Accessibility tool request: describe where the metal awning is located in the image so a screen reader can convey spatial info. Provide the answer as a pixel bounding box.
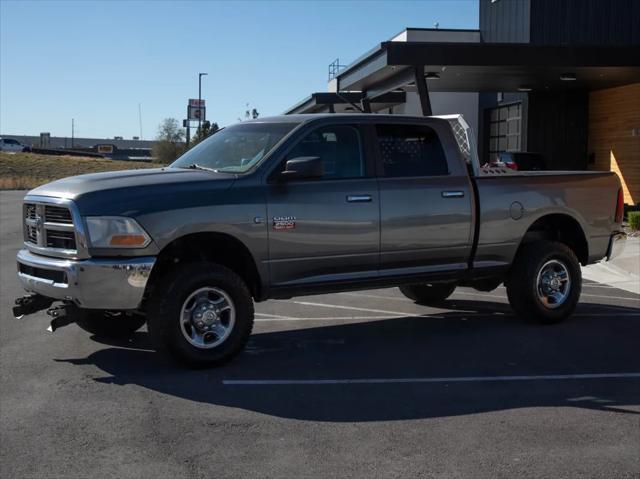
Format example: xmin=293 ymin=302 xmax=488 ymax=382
xmin=284 ymin=91 xmax=406 ymax=115
xmin=335 ymin=41 xmax=640 ymax=115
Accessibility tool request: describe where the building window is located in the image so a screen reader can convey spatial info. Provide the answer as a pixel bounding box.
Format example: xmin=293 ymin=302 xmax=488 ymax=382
xmin=488 ymin=103 xmax=522 ymax=161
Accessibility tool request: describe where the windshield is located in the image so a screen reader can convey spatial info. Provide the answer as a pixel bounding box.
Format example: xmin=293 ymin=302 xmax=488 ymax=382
xmin=171 ymin=122 xmax=297 ymax=173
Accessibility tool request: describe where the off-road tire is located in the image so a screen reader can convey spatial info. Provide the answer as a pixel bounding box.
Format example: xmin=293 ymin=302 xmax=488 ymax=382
xmin=399 ymin=283 xmax=456 ymax=305
xmin=76 ymin=310 xmax=146 ymax=337
xmin=506 ymin=240 xmax=581 ymax=324
xmin=147 ymin=262 xmax=254 ymax=368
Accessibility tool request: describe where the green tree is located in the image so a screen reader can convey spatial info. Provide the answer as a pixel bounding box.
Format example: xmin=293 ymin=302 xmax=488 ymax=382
xmin=152 ymin=118 xmax=185 ymax=164
xmin=190 ymin=121 xmax=220 ymax=147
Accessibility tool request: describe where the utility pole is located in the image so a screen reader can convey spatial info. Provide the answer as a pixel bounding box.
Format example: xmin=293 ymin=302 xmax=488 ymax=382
xmin=198 ymin=72 xmax=208 ymax=137
xmin=71 ymin=119 xmax=74 ymax=148
xmin=138 ymin=103 xmax=143 ymax=140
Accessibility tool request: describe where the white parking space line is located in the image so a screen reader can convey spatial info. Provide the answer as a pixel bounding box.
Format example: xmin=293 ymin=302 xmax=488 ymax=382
xmin=290 ymin=300 xmax=438 ymax=318
xmin=254 ymin=313 xmax=302 ymax=320
xmin=581 ymin=293 xmax=640 ymax=301
xmin=341 ymin=290 xmax=510 ymax=301
xmin=255 ymin=313 xmax=411 ymax=321
xmin=343 ymin=290 xmax=639 ymax=303
xmin=499 ymin=283 xmax=618 ymax=290
xmin=340 ymin=292 xmax=409 ymax=301
xmin=456 ymin=290 xmax=640 ymax=302
xmin=223 ymin=372 xmax=640 ymax=386
xmin=254 ymin=312 xmax=640 ymax=322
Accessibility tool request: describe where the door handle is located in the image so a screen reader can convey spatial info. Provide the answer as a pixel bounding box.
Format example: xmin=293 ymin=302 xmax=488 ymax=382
xmin=441 ymin=191 xmax=465 ymax=198
xmin=346 ymin=194 xmax=372 ymax=203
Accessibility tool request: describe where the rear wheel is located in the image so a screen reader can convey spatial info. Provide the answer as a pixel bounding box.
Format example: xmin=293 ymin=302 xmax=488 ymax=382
xmin=399 ymin=283 xmax=456 ymax=305
xmin=506 ymin=240 xmax=581 ymax=324
xmin=76 ymin=310 xmax=146 ymax=337
xmin=147 ymin=262 xmax=254 ymax=367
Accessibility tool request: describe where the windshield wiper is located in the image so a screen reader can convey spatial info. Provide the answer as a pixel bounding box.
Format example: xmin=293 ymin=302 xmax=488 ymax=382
xmin=185 ymin=163 xmax=218 ymax=172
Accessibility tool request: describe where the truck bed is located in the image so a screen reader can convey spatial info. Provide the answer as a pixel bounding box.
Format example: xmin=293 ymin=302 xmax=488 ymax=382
xmin=472 ymin=170 xmax=619 ymax=269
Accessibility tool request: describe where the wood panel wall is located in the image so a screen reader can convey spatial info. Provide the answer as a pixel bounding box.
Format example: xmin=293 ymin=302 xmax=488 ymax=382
xmin=588 ymin=83 xmax=640 ymax=205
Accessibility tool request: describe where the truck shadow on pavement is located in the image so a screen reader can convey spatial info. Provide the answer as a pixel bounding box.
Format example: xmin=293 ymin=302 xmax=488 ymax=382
xmin=56 ymin=299 xmax=640 ymax=422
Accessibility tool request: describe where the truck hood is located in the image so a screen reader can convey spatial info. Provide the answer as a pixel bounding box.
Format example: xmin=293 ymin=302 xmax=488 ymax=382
xmin=27 ymin=167 xmax=237 ymax=216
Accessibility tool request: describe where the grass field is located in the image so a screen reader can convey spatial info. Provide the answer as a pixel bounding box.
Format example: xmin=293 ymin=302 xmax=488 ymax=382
xmin=0 ymin=152 xmax=156 ymax=190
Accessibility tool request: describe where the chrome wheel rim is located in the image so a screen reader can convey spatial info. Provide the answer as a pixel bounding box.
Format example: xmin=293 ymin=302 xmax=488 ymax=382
xmin=536 ymin=260 xmax=571 ymax=309
xmin=180 ymin=287 xmax=236 ymax=349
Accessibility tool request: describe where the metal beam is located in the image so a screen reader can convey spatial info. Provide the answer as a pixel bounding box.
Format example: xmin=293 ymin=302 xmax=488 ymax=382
xmin=360 ymin=98 xmax=372 ymax=113
xmin=285 ymin=91 xmax=407 ymax=114
xmin=337 ymin=42 xmax=640 ymax=94
xmin=413 ymin=66 xmax=432 ymax=116
xmin=363 ymin=67 xmax=415 ymax=101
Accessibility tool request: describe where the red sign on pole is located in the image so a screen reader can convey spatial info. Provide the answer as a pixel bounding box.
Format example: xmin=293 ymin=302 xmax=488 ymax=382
xmin=188 ymin=99 xmax=206 ymax=121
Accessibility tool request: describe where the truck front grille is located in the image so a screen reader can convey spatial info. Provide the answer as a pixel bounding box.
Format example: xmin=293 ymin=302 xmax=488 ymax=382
xmin=25 ymin=204 xmax=36 ymax=220
xmin=45 ymin=205 xmax=73 ymax=224
xmin=24 ymin=201 xmax=78 ymax=254
xmin=45 ymin=230 xmax=76 ymax=249
xmin=26 ymin=225 xmax=38 ymax=243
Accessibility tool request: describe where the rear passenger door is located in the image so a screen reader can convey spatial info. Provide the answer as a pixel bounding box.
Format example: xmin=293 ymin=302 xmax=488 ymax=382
xmin=375 ymin=123 xmax=474 ymax=275
xmin=266 ymin=124 xmax=379 ymax=288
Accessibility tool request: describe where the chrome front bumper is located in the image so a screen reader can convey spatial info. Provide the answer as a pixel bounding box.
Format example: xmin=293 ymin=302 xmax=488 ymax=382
xmin=17 ymin=249 xmax=155 ymax=310
xmin=606 ymin=231 xmax=627 ymax=261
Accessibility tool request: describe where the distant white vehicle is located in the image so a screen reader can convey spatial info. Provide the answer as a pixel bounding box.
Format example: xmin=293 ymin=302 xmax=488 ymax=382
xmin=0 ymin=137 xmax=29 ymax=152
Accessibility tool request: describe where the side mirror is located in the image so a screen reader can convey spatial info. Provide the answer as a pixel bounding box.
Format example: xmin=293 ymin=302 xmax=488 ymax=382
xmin=280 ymin=156 xmax=324 ymax=180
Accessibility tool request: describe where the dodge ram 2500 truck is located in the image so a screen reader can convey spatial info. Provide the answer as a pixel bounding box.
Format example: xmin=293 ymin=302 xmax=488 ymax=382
xmin=14 ymin=114 xmax=626 ymax=367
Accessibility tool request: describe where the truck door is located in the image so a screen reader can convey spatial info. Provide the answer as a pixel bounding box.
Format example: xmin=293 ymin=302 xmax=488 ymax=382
xmin=266 ymin=124 xmax=379 ymax=288
xmin=375 ymin=123 xmax=474 ymax=275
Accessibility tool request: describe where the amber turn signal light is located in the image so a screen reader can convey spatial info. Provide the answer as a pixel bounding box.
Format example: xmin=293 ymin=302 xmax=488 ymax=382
xmin=109 ymin=235 xmax=148 ymax=247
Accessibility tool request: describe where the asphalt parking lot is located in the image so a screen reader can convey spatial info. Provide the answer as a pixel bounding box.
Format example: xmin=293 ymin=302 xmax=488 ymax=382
xmin=1 ymin=190 xmax=639 ymax=478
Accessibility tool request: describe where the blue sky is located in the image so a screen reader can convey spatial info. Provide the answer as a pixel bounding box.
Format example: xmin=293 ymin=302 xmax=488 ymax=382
xmin=0 ymin=0 xmax=478 ymax=139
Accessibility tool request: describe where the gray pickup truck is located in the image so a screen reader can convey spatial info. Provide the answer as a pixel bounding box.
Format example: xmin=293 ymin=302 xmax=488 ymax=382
xmin=14 ymin=114 xmax=626 ymax=367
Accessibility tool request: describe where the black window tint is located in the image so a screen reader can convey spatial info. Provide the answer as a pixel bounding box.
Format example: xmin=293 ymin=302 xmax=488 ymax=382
xmin=287 ymin=125 xmax=364 ymax=179
xmin=376 ymin=124 xmax=448 ymax=177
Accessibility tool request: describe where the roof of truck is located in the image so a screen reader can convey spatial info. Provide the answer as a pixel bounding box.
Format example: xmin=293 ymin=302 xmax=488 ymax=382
xmin=248 ymin=113 xmax=449 ymax=124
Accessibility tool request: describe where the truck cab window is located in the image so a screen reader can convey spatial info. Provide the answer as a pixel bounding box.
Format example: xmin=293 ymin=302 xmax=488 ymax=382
xmin=286 ymin=125 xmax=364 ymax=179
xmin=376 ymin=124 xmax=448 ymax=177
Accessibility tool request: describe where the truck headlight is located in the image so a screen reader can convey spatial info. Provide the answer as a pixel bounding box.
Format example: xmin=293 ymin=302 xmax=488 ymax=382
xmin=85 ymin=217 xmax=151 ymax=248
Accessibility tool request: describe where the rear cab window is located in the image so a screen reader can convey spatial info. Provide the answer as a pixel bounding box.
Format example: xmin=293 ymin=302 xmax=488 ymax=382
xmin=375 ymin=124 xmax=448 ymax=177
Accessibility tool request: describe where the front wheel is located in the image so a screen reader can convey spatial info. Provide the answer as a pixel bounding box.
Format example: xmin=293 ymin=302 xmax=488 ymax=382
xmin=399 ymin=283 xmax=456 ymax=305
xmin=147 ymin=262 xmax=254 ymax=367
xmin=506 ymin=240 xmax=581 ymax=324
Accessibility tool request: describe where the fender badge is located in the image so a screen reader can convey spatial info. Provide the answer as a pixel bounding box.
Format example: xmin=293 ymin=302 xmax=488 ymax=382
xmin=273 ymin=216 xmax=296 ymax=231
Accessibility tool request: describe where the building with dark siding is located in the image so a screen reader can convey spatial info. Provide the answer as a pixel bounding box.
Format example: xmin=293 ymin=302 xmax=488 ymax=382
xmin=287 ymin=0 xmax=640 ymax=205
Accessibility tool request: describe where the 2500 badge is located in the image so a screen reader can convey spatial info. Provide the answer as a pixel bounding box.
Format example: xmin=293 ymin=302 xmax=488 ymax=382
xmin=273 ymin=216 xmax=296 ymax=231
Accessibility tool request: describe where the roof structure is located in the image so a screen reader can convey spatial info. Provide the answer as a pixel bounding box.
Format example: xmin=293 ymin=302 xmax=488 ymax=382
xmin=284 ymin=91 xmax=406 ymax=115
xmin=337 ymin=41 xmax=640 ymax=96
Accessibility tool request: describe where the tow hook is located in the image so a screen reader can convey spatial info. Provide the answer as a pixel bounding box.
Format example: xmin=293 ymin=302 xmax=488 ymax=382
xmin=13 ymin=294 xmax=54 ymax=319
xmin=46 ymin=303 xmax=80 ymax=332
